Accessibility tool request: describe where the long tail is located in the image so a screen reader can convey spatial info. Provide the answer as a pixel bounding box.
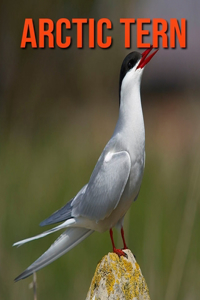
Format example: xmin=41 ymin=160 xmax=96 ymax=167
xmin=14 ymin=227 xmax=94 ymax=281
xmin=13 ymin=218 xmax=76 ymax=247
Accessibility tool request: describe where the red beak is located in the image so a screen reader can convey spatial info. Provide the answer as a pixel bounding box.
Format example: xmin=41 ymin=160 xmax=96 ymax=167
xmin=136 ymin=45 xmax=158 ymax=69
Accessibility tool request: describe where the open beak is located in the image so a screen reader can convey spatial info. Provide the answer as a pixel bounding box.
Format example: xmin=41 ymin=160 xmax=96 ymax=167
xmin=136 ymin=45 xmax=158 ymax=69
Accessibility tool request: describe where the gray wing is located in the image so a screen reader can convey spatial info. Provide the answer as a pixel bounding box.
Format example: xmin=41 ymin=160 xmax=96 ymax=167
xmin=40 ymin=185 xmax=88 ymax=227
xmin=72 ymin=151 xmax=131 ymax=221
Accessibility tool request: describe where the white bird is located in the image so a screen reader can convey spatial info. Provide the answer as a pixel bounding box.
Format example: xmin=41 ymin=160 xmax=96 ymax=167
xmin=13 ymin=46 xmax=158 ymax=281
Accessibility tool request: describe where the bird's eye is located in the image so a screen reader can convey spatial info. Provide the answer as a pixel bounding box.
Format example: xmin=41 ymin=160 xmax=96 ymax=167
xmin=128 ymin=59 xmax=134 ymax=69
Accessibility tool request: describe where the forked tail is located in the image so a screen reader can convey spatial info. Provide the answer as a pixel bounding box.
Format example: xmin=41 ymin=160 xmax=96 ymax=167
xmin=14 ymin=227 xmax=93 ymax=281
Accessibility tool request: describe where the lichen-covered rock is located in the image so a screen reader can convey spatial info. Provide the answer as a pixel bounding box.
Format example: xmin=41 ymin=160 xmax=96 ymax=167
xmin=86 ymin=249 xmax=150 ymax=300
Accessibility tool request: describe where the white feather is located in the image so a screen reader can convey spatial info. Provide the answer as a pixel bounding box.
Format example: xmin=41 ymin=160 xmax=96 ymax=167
xmin=13 ymin=218 xmax=76 ymax=247
xmin=15 ymin=228 xmax=93 ymax=281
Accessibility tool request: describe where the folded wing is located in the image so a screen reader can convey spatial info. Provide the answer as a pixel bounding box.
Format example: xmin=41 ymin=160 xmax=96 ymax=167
xmin=72 ymin=151 xmax=131 ymax=221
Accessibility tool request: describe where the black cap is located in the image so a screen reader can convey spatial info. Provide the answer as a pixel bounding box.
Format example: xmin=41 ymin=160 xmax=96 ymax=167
xmin=119 ymin=51 xmax=142 ymax=102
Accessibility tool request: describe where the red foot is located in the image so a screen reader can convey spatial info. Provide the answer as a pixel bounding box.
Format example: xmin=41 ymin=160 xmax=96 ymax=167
xmin=121 ymin=227 xmax=128 ymax=250
xmin=109 ymin=228 xmax=128 ymax=258
xmin=113 ymin=248 xmax=128 ymax=258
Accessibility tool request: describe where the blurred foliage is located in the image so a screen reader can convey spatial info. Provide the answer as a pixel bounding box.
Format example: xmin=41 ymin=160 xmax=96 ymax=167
xmin=1 ymin=92 xmax=200 ymax=300
xmin=0 ymin=0 xmax=200 ymax=299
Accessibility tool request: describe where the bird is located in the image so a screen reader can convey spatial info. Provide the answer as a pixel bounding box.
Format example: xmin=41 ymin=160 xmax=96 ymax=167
xmin=13 ymin=45 xmax=158 ymax=281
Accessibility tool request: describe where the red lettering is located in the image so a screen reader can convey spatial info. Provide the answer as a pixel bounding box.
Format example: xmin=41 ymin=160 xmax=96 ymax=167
xmin=153 ymin=19 xmax=168 ymax=48
xmin=39 ymin=19 xmax=54 ymax=48
xmin=56 ymin=18 xmax=71 ymax=48
xmin=97 ymin=18 xmax=112 ymax=48
xmin=21 ymin=19 xmax=37 ymax=48
xmin=170 ymin=19 xmax=186 ymax=48
xmin=72 ymin=18 xmax=88 ymax=48
xmin=120 ymin=18 xmax=136 ymax=48
xmin=137 ymin=19 xmax=151 ymax=48
xmin=89 ymin=18 xmax=95 ymax=48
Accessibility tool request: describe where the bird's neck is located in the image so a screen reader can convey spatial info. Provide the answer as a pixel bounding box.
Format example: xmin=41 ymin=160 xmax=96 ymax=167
xmin=114 ymin=83 xmax=145 ymax=153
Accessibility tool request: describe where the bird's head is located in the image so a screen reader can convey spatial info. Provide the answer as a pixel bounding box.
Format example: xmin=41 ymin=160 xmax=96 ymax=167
xmin=119 ymin=45 xmax=158 ymax=102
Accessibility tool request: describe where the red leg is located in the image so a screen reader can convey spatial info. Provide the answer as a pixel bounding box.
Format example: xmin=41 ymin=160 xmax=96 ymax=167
xmin=121 ymin=227 xmax=128 ymax=249
xmin=109 ymin=229 xmax=127 ymax=257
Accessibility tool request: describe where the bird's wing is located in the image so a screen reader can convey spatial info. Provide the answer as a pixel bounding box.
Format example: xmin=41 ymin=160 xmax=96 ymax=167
xmin=40 ymin=185 xmax=88 ymax=227
xmin=72 ymin=150 xmax=131 ymax=221
xmin=14 ymin=228 xmax=93 ymax=281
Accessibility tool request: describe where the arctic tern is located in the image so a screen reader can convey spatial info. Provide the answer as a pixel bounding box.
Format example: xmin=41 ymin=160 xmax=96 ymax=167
xmin=14 ymin=45 xmax=158 ymax=281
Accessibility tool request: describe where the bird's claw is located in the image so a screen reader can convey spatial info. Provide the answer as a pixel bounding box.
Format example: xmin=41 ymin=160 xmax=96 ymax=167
xmin=113 ymin=248 xmax=128 ymax=259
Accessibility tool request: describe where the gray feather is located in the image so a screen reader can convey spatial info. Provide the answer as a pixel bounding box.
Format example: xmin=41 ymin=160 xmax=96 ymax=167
xmin=13 ymin=219 xmax=76 ymax=247
xmin=72 ymin=151 xmax=131 ymax=220
xmin=40 ymin=200 xmax=73 ymax=227
xmin=40 ymin=185 xmax=88 ymax=227
xmin=14 ymin=228 xmax=93 ymax=281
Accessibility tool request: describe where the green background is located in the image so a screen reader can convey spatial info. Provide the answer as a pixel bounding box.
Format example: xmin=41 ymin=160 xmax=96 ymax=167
xmin=1 ymin=1 xmax=200 ymax=299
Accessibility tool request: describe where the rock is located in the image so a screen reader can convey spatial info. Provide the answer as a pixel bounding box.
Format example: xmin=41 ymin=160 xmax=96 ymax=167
xmin=86 ymin=249 xmax=151 ymax=300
